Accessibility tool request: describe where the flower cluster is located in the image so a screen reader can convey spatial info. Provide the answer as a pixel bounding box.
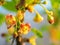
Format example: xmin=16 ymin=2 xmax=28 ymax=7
xmin=5 ymin=13 xmax=31 ymax=35
xmin=1 ymin=0 xmax=54 ymax=45
xmin=18 ymin=23 xmax=31 ymax=35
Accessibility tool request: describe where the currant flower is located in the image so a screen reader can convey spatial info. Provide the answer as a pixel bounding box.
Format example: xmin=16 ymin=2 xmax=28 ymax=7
xmin=16 ymin=10 xmax=24 ymax=21
xmin=5 ymin=14 xmax=16 ymax=26
xmin=18 ymin=23 xmax=31 ymax=35
xmin=33 ymin=12 xmax=43 ymax=23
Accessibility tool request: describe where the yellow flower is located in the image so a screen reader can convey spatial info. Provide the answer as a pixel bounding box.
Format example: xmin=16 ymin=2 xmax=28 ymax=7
xmin=20 ymin=26 xmax=29 ymax=35
xmin=6 ymin=14 xmax=16 ymax=26
xmin=29 ymin=36 xmax=36 ymax=45
xmin=33 ymin=12 xmax=43 ymax=23
xmin=16 ymin=10 xmax=24 ymax=21
xmin=18 ymin=23 xmax=31 ymax=35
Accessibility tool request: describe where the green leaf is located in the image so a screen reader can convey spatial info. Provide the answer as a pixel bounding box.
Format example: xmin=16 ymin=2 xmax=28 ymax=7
xmin=3 ymin=0 xmax=17 ymax=12
xmin=31 ymin=28 xmax=43 ymax=38
xmin=0 ymin=14 xmax=5 ymax=26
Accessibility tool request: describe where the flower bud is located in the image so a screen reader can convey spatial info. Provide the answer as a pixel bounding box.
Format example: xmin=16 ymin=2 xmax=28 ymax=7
xmin=27 ymin=5 xmax=34 ymax=13
xmin=47 ymin=15 xmax=54 ymax=24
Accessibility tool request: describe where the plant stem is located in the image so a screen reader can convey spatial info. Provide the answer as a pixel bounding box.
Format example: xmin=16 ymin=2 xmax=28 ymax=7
xmin=16 ymin=36 xmax=22 ymax=45
xmin=16 ymin=11 xmax=25 ymax=45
